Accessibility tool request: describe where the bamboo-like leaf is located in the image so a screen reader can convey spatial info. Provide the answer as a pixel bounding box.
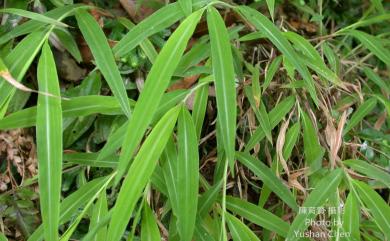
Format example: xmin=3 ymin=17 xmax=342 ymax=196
xmin=353 ymin=180 xmax=390 ymax=239
xmin=107 ymin=105 xmax=181 ymax=241
xmin=363 ymin=67 xmax=390 ymax=94
xmin=197 ymin=180 xmax=223 ymax=217
xmin=302 ymin=111 xmax=324 ymax=173
xmin=226 ymin=196 xmax=290 ymax=237
xmin=0 ymin=8 xmax=68 ymax=27
xmin=115 ymin=10 xmax=203 ymax=183
xmin=176 ymin=107 xmax=199 ymax=241
xmin=117 ymin=18 xmax=158 ymax=63
xmin=344 ymin=159 xmax=390 ymax=188
xmin=282 ymin=122 xmax=300 ymax=160
xmin=284 ymin=31 xmax=343 ymax=87
xmin=0 ymin=31 xmax=47 ymax=115
xmin=343 ymin=97 xmax=377 ymax=134
xmin=0 ymin=96 xmax=128 ymax=129
xmin=245 ymin=96 xmax=296 ymax=151
xmin=89 ymin=192 xmax=108 ymax=241
xmin=28 ymin=176 xmax=112 ymax=241
xmin=179 ymin=0 xmax=192 ymax=16
xmin=59 ymin=175 xmax=114 ymax=241
xmin=343 ymin=192 xmax=361 ymax=241
xmin=113 ymin=3 xmax=184 ymax=58
xmin=162 ymin=136 xmax=179 ymax=209
xmin=226 ymin=212 xmax=261 ymax=241
xmin=207 ymin=6 xmax=237 ymax=169
xmin=141 ymin=202 xmax=161 ymax=241
xmin=236 ymin=6 xmax=319 ymax=105
xmin=0 ymin=5 xmax=88 ymax=45
xmin=244 ymin=86 xmax=272 ymax=143
xmin=53 ymin=28 xmax=82 ymax=63
xmin=286 ymin=169 xmax=343 ymax=241
xmin=236 ymin=152 xmax=298 ymax=210
xmin=265 ymin=0 xmax=275 ymax=21
xmin=346 ymin=30 xmax=390 ymax=66
xmin=75 ymin=10 xmax=131 ymax=118
xmin=192 ymin=80 xmax=209 ymax=140
xmin=263 ymin=55 xmax=282 ymax=93
xmin=36 ymin=42 xmax=63 ymax=241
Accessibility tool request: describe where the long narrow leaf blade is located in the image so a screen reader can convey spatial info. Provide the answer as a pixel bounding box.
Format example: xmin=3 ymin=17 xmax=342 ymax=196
xmin=207 ymin=6 xmax=237 ymax=169
xmin=107 ymin=105 xmax=181 ymax=241
xmin=115 ymin=9 xmax=203 ymax=183
xmin=75 ymin=10 xmax=131 ymax=117
xmin=176 ymin=107 xmax=199 ymax=241
xmin=286 ymin=169 xmax=343 ymax=241
xmin=36 ymin=42 xmax=63 ymax=241
xmin=236 ymin=152 xmax=298 ymax=210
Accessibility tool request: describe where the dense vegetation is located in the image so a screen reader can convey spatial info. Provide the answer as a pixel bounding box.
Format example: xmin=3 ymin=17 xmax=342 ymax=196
xmin=0 ymin=0 xmax=389 ymax=240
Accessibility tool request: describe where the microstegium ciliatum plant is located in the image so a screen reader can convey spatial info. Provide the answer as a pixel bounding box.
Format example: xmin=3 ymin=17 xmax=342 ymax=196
xmin=0 ymin=0 xmax=389 ymax=240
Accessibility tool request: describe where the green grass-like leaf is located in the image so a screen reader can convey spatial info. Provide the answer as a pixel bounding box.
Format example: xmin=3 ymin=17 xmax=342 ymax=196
xmin=107 ymin=105 xmax=181 ymax=241
xmin=75 ymin=10 xmax=132 ymax=118
xmin=36 ymin=42 xmax=63 ymax=241
xmin=207 ymin=6 xmax=237 ymax=169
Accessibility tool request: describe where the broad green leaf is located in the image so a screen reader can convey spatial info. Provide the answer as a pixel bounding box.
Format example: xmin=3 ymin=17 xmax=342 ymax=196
xmin=343 ymin=97 xmax=377 ymax=134
xmin=245 ymin=96 xmax=296 ymax=152
xmin=207 ymin=6 xmax=237 ymax=169
xmin=263 ymin=56 xmax=282 ymax=93
xmin=36 ymin=42 xmax=62 ymax=241
xmin=0 ymin=8 xmax=68 ymax=27
xmin=176 ymin=107 xmax=199 ymax=241
xmin=346 ymin=30 xmax=390 ymax=65
xmin=282 ymin=122 xmax=300 ymax=160
xmin=113 ymin=3 xmax=184 ymax=58
xmin=286 ymin=169 xmax=343 ymax=241
xmin=179 ymin=0 xmax=192 ymax=16
xmin=363 ymin=67 xmax=390 ymax=94
xmin=141 ymin=202 xmax=161 ymax=241
xmin=28 ymin=176 xmax=112 ymax=241
xmin=302 ymin=111 xmax=324 ymax=173
xmin=236 ymin=6 xmax=318 ymax=105
xmin=89 ymin=192 xmax=108 ymax=241
xmin=115 ymin=10 xmax=203 ymax=183
xmin=343 ymin=192 xmax=360 ymax=241
xmin=107 ymin=105 xmax=181 ymax=241
xmin=226 ymin=196 xmax=290 ymax=237
xmin=353 ymin=180 xmax=390 ymax=239
xmin=344 ymin=160 xmax=390 ymax=188
xmin=75 ymin=10 xmax=131 ymax=118
xmin=236 ymin=152 xmax=298 ymax=210
xmin=226 ymin=212 xmax=261 ymax=241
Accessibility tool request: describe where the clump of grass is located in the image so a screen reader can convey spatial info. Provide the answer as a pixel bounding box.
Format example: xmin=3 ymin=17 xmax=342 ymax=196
xmin=0 ymin=0 xmax=389 ymax=240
